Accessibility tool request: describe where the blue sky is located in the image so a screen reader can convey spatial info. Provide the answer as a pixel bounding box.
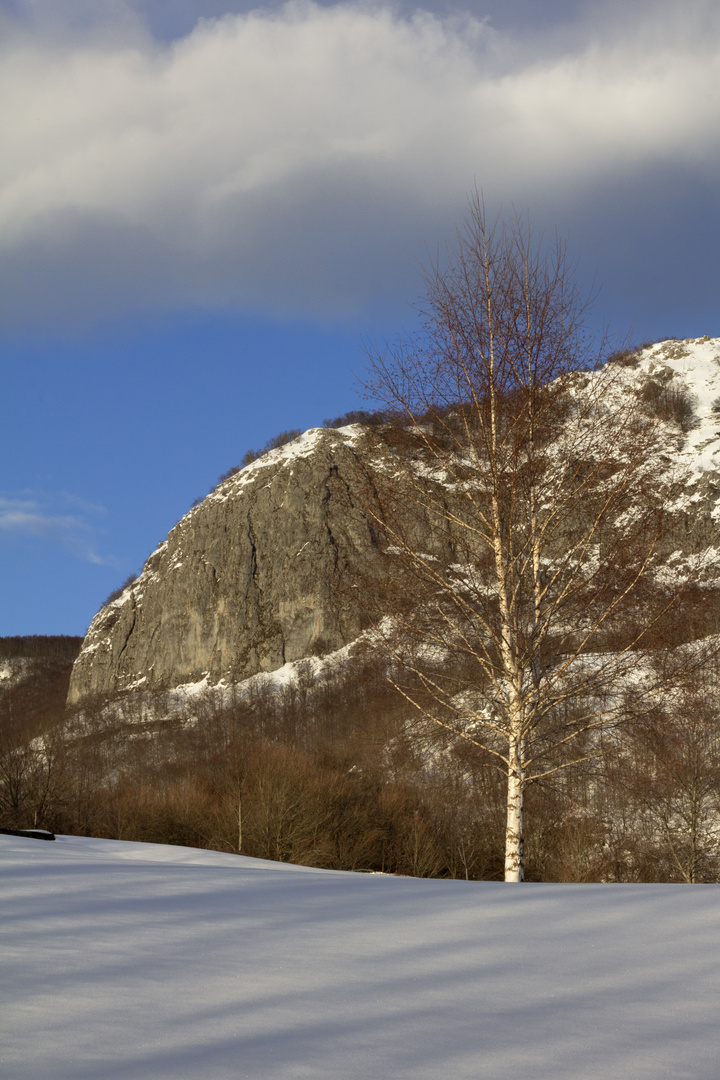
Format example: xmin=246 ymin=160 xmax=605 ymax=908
xmin=2 ymin=0 xmax=720 ymax=636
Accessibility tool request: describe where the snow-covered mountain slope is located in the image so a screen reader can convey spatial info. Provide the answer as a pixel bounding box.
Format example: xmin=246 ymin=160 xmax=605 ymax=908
xmin=636 ymin=335 xmax=720 ymax=482
xmin=3 ymin=832 xmax=720 ymax=1080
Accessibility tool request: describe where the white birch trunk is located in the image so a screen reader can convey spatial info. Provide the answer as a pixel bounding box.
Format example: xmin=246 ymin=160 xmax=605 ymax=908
xmin=504 ymin=733 xmax=524 ymax=882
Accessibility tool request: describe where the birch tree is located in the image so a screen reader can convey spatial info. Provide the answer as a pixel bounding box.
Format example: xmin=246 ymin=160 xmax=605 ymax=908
xmin=362 ymin=194 xmax=704 ymax=881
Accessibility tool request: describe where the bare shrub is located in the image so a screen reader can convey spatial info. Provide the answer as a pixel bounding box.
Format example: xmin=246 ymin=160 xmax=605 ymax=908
xmin=323 ymin=408 xmax=387 ymax=428
xmin=0 ymin=729 xmax=72 ymax=832
xmin=640 ymin=379 xmax=699 ymax=432
xmin=606 ymin=347 xmax=642 ymax=368
xmin=103 ymin=574 xmax=138 ymax=607
xmin=217 ymin=428 xmax=304 ymax=485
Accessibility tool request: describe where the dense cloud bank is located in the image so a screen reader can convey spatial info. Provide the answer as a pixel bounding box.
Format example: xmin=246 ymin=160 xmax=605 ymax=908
xmin=1 ymin=0 xmax=719 ymax=326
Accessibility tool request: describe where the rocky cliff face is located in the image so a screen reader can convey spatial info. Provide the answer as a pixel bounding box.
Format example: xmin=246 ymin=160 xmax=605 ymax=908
xmin=68 ymin=338 xmax=720 ymax=705
xmin=68 ymin=427 xmax=386 ymax=702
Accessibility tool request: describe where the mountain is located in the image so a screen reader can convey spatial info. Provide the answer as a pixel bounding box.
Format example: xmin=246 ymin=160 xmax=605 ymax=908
xmin=10 ymin=337 xmax=720 ymax=882
xmin=68 ymin=336 xmax=720 ymax=705
xmin=68 ymin=427 xmax=384 ymax=702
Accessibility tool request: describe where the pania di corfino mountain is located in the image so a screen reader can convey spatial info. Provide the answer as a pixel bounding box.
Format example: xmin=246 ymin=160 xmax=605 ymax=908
xmin=68 ymin=338 xmax=720 ymax=706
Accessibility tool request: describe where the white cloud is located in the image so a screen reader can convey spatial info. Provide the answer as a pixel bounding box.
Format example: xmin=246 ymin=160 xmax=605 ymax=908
xmin=0 ymin=494 xmax=110 ymax=563
xmin=1 ymin=1 xmax=719 ymax=326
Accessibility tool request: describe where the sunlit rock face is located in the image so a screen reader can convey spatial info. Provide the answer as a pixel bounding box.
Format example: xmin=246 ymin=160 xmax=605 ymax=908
xmin=68 ymin=337 xmax=720 ymax=704
xmin=67 ymin=428 xmax=386 ymax=702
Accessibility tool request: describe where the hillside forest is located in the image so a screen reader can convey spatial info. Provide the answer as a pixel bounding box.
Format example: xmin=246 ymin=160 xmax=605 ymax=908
xmin=4 ymin=571 xmax=720 ymax=884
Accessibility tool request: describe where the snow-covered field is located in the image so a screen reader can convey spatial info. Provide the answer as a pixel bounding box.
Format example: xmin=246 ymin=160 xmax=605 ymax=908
xmin=3 ymin=834 xmax=720 ymax=1079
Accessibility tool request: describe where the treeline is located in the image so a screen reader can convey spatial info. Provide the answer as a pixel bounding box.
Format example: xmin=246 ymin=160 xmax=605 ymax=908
xmin=0 ymin=652 xmax=501 ymax=877
xmin=0 ymin=635 xmax=83 ymax=660
xmin=3 ymin=645 xmax=720 ymax=882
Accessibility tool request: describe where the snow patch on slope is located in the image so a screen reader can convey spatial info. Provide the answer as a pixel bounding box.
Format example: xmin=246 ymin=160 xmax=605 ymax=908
xmin=638 ymin=336 xmax=720 ymax=473
xmin=207 ymin=425 xmax=363 ymax=506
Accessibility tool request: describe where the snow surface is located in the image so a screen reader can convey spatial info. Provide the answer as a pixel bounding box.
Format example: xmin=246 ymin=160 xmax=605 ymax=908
xmin=167 ymin=635 xmax=372 ymax=708
xmin=637 ymin=336 xmax=720 ymax=476
xmin=3 ymin=834 xmax=720 ymax=1080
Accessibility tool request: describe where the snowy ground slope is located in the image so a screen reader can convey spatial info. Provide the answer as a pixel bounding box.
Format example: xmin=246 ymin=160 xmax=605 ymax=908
xmin=2 ymin=835 xmax=720 ymax=1080
xmin=638 ymin=336 xmax=720 ymax=477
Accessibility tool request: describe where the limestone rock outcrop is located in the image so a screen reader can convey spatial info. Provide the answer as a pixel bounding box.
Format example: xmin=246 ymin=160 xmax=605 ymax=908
xmin=68 ymin=428 xmax=383 ymax=702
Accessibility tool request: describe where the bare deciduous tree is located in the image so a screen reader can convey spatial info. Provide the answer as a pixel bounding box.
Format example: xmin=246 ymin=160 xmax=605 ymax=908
xmin=605 ymin=652 xmax=720 ymax=883
xmin=362 ymin=193 xmax=708 ymax=881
